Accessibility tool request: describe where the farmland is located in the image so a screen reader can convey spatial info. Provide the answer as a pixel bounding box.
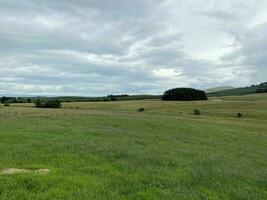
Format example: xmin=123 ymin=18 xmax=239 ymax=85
xmin=0 ymin=94 xmax=266 ymax=199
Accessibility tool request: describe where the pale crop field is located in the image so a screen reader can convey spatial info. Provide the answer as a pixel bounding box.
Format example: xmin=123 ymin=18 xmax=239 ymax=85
xmin=0 ymin=94 xmax=266 ymax=199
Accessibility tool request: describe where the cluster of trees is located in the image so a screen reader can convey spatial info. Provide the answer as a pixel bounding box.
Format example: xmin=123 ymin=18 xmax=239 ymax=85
xmin=255 ymin=82 xmax=267 ymax=93
xmin=105 ymin=95 xmax=118 ymax=101
xmin=258 ymin=82 xmax=267 ymax=87
xmin=103 ymin=94 xmax=128 ymax=101
xmin=35 ymin=99 xmax=61 ymax=108
xmin=1 ymin=94 xmax=159 ymax=104
xmin=1 ymin=97 xmax=61 ymax=108
xmin=111 ymin=94 xmax=129 ymax=98
xmin=1 ymin=97 xmax=32 ymax=104
xmin=256 ymin=88 xmax=267 ymax=93
xmin=162 ymin=88 xmax=208 ymax=101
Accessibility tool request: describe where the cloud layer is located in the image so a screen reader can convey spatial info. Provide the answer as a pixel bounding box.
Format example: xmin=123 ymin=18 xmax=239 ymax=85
xmin=1 ymin=0 xmax=267 ymax=96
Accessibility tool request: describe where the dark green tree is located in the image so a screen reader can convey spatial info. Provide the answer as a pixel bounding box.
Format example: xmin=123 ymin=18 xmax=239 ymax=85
xmin=162 ymin=88 xmax=208 ymax=101
xmin=35 ymin=99 xmax=61 ymax=108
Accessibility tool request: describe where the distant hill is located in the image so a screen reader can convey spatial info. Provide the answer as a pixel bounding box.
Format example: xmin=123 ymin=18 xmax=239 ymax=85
xmin=49 ymin=95 xmax=161 ymax=102
xmin=205 ymin=86 xmax=235 ymax=93
xmin=1 ymin=94 xmax=162 ymax=103
xmin=2 ymin=82 xmax=267 ymax=102
xmin=208 ymin=82 xmax=267 ymax=97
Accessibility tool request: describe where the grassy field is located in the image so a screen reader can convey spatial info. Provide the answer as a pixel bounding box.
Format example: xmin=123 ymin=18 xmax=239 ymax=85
xmin=0 ymin=94 xmax=266 ymax=199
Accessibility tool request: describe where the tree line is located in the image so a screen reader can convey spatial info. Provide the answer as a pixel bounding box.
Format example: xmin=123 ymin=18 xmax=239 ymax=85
xmin=0 ymin=97 xmax=32 ymax=104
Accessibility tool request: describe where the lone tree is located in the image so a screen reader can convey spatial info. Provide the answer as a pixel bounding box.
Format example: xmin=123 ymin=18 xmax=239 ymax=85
xmin=161 ymin=88 xmax=208 ymax=101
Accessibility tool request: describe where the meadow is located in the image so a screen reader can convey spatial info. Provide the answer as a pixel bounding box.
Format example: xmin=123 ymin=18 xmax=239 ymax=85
xmin=0 ymin=94 xmax=266 ymax=199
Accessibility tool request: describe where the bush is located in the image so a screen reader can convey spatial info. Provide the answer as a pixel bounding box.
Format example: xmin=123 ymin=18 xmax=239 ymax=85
xmin=138 ymin=107 xmax=145 ymax=112
xmin=45 ymin=100 xmax=61 ymax=108
xmin=193 ymin=109 xmax=200 ymax=115
xmin=236 ymin=112 xmax=242 ymax=118
xmin=35 ymin=99 xmax=43 ymax=107
xmin=162 ymin=88 xmax=208 ymax=101
xmin=4 ymin=103 xmax=10 ymax=107
xmin=35 ymin=99 xmax=61 ymax=108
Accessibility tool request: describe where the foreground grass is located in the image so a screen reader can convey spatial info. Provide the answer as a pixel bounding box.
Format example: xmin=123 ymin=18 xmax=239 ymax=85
xmin=0 ymin=94 xmax=267 ymax=199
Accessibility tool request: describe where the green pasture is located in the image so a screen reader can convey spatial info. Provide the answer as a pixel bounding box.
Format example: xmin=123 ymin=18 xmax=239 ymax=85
xmin=0 ymin=94 xmax=266 ymax=199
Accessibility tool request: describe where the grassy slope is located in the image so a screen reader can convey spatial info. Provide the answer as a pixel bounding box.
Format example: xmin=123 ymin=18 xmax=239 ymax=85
xmin=208 ymin=83 xmax=267 ymax=97
xmin=0 ymin=94 xmax=266 ymax=199
xmin=205 ymin=86 xmax=234 ymax=93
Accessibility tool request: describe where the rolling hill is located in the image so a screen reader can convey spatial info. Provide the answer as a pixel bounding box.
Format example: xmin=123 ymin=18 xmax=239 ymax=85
xmin=205 ymin=86 xmax=235 ymax=93
xmin=208 ymin=82 xmax=267 ymax=96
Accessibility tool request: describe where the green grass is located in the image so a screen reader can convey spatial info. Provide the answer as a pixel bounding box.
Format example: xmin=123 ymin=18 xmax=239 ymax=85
xmin=0 ymin=94 xmax=267 ymax=199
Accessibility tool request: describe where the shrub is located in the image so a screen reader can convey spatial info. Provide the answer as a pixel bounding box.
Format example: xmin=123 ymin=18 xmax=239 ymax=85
xmin=138 ymin=107 xmax=145 ymax=112
xmin=193 ymin=109 xmax=200 ymax=115
xmin=35 ymin=99 xmax=43 ymax=107
xmin=4 ymin=103 xmax=10 ymax=107
xmin=35 ymin=99 xmax=61 ymax=108
xmin=162 ymin=88 xmax=208 ymax=101
xmin=45 ymin=99 xmax=61 ymax=108
xmin=237 ymin=112 xmax=242 ymax=118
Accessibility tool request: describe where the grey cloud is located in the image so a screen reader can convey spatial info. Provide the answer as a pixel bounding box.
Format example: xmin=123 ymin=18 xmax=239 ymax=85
xmin=0 ymin=0 xmax=267 ymax=95
xmin=221 ymin=21 xmax=267 ymax=83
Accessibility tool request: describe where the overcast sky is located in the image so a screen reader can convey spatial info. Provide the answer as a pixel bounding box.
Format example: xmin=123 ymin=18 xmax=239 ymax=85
xmin=1 ymin=0 xmax=267 ymax=96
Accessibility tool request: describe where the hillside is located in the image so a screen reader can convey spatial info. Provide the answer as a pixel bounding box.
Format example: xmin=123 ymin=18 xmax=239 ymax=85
xmin=205 ymin=86 xmax=234 ymax=93
xmin=208 ymin=82 xmax=267 ymax=96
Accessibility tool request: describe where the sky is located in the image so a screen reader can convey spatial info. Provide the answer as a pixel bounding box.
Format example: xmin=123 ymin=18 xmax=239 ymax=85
xmin=1 ymin=0 xmax=267 ymax=96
